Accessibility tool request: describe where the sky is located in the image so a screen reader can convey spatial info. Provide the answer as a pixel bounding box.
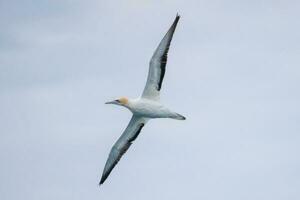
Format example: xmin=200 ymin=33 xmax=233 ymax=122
xmin=1 ymin=0 xmax=300 ymax=199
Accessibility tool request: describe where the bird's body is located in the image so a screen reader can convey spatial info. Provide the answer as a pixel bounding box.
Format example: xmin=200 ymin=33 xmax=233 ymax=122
xmin=123 ymin=98 xmax=185 ymax=120
xmin=100 ymin=14 xmax=184 ymax=185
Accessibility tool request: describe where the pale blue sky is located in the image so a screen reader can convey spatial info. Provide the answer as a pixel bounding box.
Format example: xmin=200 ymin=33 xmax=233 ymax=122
xmin=1 ymin=0 xmax=300 ymax=199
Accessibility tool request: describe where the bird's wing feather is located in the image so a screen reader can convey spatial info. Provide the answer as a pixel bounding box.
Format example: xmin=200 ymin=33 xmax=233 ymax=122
xmin=100 ymin=115 xmax=148 ymax=185
xmin=142 ymin=14 xmax=180 ymax=100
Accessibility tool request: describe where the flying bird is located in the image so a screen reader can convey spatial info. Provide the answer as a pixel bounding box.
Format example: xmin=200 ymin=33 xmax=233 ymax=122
xmin=100 ymin=14 xmax=185 ymax=185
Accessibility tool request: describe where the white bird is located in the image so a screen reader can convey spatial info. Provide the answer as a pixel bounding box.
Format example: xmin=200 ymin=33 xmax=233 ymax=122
xmin=100 ymin=14 xmax=185 ymax=185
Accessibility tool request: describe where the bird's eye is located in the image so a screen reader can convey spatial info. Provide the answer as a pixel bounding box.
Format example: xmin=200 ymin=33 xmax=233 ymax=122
xmin=115 ymin=99 xmax=120 ymax=103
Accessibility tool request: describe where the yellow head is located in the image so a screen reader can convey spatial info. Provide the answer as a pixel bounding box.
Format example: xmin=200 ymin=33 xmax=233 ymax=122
xmin=105 ymin=97 xmax=129 ymax=106
xmin=118 ymin=97 xmax=129 ymax=105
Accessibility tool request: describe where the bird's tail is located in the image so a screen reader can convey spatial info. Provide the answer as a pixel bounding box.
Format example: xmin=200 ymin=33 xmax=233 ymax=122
xmin=172 ymin=113 xmax=186 ymax=120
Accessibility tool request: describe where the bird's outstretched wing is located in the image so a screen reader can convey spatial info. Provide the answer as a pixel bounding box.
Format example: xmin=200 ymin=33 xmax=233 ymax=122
xmin=142 ymin=14 xmax=180 ymax=100
xmin=100 ymin=116 xmax=148 ymax=185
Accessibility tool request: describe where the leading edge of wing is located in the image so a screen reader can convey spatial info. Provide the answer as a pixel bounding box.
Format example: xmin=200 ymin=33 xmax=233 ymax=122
xmin=154 ymin=14 xmax=180 ymax=91
xmin=142 ymin=14 xmax=180 ymax=99
xmin=99 ymin=116 xmax=147 ymax=185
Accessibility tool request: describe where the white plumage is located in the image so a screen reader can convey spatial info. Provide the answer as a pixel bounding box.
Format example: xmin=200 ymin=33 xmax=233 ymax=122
xmin=119 ymin=98 xmax=185 ymax=119
xmin=100 ymin=14 xmax=185 ymax=185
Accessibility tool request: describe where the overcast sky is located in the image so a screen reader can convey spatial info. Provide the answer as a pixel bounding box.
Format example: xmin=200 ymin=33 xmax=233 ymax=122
xmin=1 ymin=0 xmax=300 ymax=199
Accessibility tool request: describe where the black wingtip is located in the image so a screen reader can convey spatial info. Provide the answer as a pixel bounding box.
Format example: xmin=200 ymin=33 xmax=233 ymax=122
xmin=99 ymin=179 xmax=105 ymax=186
xmin=99 ymin=175 xmax=106 ymax=186
xmin=175 ymin=13 xmax=180 ymax=23
xmin=170 ymin=14 xmax=180 ymax=31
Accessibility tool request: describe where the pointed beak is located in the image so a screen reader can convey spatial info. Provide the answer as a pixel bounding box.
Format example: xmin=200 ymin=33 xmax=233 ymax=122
xmin=105 ymin=100 xmax=118 ymax=105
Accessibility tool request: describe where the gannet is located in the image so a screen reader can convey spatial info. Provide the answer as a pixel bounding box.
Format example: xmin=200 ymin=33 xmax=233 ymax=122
xmin=100 ymin=14 xmax=185 ymax=185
